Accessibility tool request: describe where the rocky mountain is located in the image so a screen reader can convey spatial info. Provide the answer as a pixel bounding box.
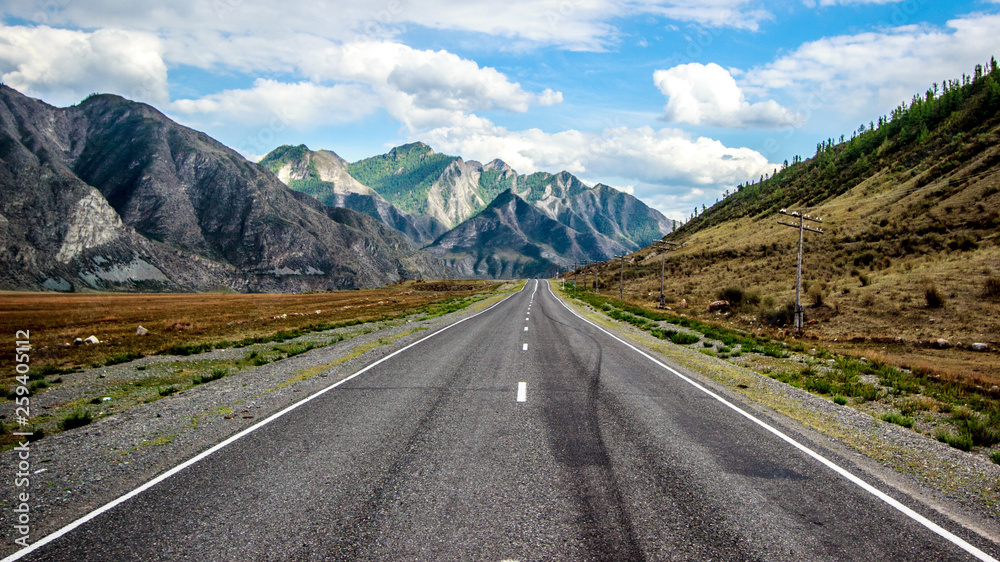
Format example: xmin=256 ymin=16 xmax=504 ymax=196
xmin=424 ymin=189 xmax=630 ymax=278
xmin=260 ymin=145 xmax=448 ymax=247
xmin=268 ymin=142 xmax=674 ymax=278
xmin=0 ymin=86 xmax=445 ymax=292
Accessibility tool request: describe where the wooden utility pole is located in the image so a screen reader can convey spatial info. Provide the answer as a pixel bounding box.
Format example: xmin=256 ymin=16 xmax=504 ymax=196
xmin=619 ymin=255 xmax=625 ymax=300
xmin=594 ymin=261 xmax=599 ymax=294
xmin=777 ymin=209 xmax=824 ymax=334
xmin=657 ymin=241 xmax=680 ymax=308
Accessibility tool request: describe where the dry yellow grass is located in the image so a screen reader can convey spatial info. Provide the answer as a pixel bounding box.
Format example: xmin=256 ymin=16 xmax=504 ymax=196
xmin=582 ymin=163 xmax=1000 ymax=389
xmin=0 ymin=280 xmax=501 ymax=379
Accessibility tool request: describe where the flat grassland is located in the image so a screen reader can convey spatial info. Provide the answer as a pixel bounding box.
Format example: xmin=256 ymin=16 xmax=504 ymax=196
xmin=0 ymin=280 xmax=501 ymax=382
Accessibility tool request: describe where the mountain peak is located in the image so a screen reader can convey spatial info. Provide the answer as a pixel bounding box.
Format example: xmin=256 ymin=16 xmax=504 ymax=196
xmin=387 ymin=141 xmax=435 ymax=160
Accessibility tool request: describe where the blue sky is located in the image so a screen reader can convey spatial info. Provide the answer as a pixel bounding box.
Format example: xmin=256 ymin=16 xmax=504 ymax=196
xmin=0 ymin=0 xmax=997 ymax=220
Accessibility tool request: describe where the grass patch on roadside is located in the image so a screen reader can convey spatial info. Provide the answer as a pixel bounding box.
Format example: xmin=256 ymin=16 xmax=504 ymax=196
xmin=58 ymin=409 xmax=93 ymax=431
xmin=269 ymin=326 xmax=428 ymax=392
xmin=881 ymin=410 xmax=915 ymax=428
xmin=563 ymin=286 xmax=1000 ymax=458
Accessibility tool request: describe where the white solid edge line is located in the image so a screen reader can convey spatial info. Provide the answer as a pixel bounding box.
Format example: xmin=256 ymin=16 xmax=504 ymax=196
xmin=1 ymin=288 xmax=523 ymax=562
xmin=517 ymin=382 xmax=527 ymax=402
xmin=544 ymin=280 xmax=997 ymax=562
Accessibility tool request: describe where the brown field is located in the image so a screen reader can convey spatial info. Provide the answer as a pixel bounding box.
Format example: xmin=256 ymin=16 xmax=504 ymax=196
xmin=0 ymin=280 xmax=503 ymax=381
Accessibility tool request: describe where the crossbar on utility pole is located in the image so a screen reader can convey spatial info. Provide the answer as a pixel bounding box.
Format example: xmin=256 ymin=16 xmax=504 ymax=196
xmin=657 ymin=241 xmax=680 ymax=308
xmin=778 ymin=209 xmax=825 ymax=334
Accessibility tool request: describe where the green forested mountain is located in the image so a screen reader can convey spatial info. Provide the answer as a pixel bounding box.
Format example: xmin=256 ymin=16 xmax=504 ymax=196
xmin=679 ymin=57 xmax=1000 ymax=237
xmin=259 ymin=144 xmax=449 ymax=247
xmin=347 ymin=143 xmax=459 ymax=215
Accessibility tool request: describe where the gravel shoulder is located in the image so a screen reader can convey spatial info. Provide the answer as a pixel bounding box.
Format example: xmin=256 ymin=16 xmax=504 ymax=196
xmin=0 ymin=289 xmax=515 ymax=556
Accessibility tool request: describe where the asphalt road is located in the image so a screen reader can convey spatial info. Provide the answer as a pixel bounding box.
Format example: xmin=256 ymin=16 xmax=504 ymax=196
xmin=8 ymin=280 xmax=999 ymax=560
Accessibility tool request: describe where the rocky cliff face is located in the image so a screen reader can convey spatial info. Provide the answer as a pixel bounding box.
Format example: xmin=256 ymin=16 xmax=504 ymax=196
xmin=535 ymin=183 xmax=674 ymax=252
xmin=424 ymin=190 xmax=629 ymax=279
xmin=424 ymin=159 xmax=489 ymax=229
xmin=0 ymin=87 xmax=445 ymax=292
xmin=260 ymin=145 xmax=448 ymax=247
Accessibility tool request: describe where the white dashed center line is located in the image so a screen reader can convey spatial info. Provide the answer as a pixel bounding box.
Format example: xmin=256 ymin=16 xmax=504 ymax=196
xmin=516 ymin=382 xmax=527 ymax=402
xmin=522 ymin=343 xmax=528 ymax=351
xmin=524 ymin=327 xmax=528 ymax=331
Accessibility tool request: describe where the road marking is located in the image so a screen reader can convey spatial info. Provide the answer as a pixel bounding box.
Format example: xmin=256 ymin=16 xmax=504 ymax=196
xmin=517 ymin=382 xmax=527 ymax=402
xmin=522 ymin=343 xmax=528 ymax=351
xmin=524 ymin=327 xmax=528 ymax=331
xmin=545 ymin=280 xmax=997 ymax=562
xmin=525 ymin=318 xmax=529 ymax=321
xmin=0 ymin=293 xmax=521 ymax=562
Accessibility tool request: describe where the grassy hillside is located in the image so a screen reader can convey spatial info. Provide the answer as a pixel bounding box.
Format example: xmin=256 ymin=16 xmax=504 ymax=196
xmin=258 ymin=145 xmax=333 ymax=201
xmin=347 ymin=142 xmax=457 ymax=214
xmin=478 ymin=168 xmax=515 ymax=202
xmin=577 ymin=61 xmax=1000 ymax=457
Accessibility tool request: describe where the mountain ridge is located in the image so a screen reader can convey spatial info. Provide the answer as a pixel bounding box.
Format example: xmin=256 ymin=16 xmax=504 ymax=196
xmin=0 ymin=87 xmax=446 ymax=292
xmin=265 ymin=142 xmax=674 ymax=278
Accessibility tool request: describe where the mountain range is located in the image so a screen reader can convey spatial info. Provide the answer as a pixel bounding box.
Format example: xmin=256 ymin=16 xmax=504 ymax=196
xmin=261 ymin=143 xmax=673 ymax=277
xmin=0 ymin=86 xmax=445 ymax=292
xmin=0 ymin=85 xmax=671 ymax=291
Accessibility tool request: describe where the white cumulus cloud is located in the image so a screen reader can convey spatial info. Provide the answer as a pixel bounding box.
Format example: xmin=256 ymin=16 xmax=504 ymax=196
xmin=0 ymin=0 xmax=775 ymax=54
xmin=0 ymin=24 xmax=168 ymax=106
xmin=422 ymin=119 xmax=776 ymax=189
xmin=170 ymin=80 xmax=380 ymax=128
xmin=653 ymin=62 xmax=802 ymax=129
xmin=306 ymin=41 xmax=563 ymax=131
xmin=742 ymin=13 xmax=1000 ymax=120
xmin=167 ymin=40 xmax=563 ymax=135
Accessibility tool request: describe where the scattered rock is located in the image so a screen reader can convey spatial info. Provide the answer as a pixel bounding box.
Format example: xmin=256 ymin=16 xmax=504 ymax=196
xmin=991 ymin=385 xmax=999 ymax=394
xmin=934 ymin=338 xmax=950 ymax=349
xmin=73 ymin=338 xmax=83 ymax=345
xmin=708 ymin=300 xmax=730 ymax=312
xmin=83 ymin=335 xmax=100 ymax=345
xmin=136 ymin=325 xmax=149 ymax=336
xmin=970 ymin=343 xmax=989 ymax=352
xmin=678 ymin=299 xmax=688 ymax=309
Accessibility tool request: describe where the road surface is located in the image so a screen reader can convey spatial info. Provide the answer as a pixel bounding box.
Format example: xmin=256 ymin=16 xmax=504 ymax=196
xmin=7 ymin=280 xmax=998 ymax=560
